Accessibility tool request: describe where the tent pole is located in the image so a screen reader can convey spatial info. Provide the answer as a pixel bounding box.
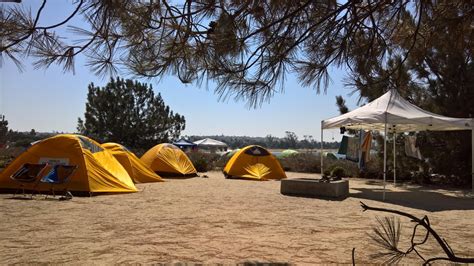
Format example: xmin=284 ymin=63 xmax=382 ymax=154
xmin=472 ymin=129 xmax=473 ymax=194
xmin=393 ymin=131 xmax=396 ymax=186
xmin=383 ymin=122 xmax=387 ymax=201
xmin=321 ymin=121 xmax=324 ymax=177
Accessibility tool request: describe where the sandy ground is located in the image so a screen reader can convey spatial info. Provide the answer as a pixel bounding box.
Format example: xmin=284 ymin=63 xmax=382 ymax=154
xmin=0 ymin=171 xmax=473 ymax=264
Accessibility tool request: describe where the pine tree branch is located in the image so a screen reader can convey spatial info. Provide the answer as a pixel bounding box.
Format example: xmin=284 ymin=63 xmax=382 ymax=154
xmin=360 ymin=201 xmax=474 ymax=264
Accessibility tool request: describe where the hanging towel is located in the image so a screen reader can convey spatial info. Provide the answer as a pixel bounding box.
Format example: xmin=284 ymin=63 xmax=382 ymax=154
xmin=405 ymin=135 xmax=423 ymax=160
xmin=360 ymin=131 xmax=372 ymax=162
xmin=346 ymin=137 xmax=360 ymax=162
xmin=337 ymin=136 xmax=349 ymax=155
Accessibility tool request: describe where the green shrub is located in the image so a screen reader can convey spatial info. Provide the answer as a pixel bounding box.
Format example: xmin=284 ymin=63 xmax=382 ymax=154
xmin=13 ymin=139 xmax=35 ymax=147
xmin=325 ymin=159 xmax=358 ymax=177
xmin=213 ymin=155 xmax=230 ymax=170
xmin=278 ymin=152 xmax=359 ymax=177
xmin=186 ymin=151 xmax=226 ymax=172
xmin=193 ymin=157 xmax=209 ymax=172
xmin=278 ymin=153 xmax=321 ymax=173
xmin=326 ymin=152 xmax=338 ymax=160
xmin=357 ymin=157 xmax=383 ymax=179
xmin=323 ymin=169 xmax=331 ymax=177
xmin=0 ymin=146 xmax=24 ymax=169
xmin=412 ymin=171 xmax=431 ymax=185
xmin=0 ymin=157 xmax=10 ymax=169
xmin=330 ymin=166 xmax=346 ymax=178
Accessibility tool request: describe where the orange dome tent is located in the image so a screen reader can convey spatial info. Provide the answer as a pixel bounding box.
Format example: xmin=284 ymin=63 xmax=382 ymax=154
xmin=223 ymin=145 xmax=287 ymax=180
xmin=0 ymin=134 xmax=137 ymax=193
xmin=102 ymin=142 xmax=163 ymax=183
xmin=140 ymin=143 xmax=197 ymax=177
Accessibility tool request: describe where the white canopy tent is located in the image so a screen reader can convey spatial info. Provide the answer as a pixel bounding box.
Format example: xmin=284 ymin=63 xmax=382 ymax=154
xmin=321 ymin=90 xmax=473 ymax=199
xmin=193 ymin=138 xmax=228 ymax=150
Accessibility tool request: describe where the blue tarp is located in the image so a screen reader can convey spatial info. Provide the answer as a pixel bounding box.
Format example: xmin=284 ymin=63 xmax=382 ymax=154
xmin=173 ymin=138 xmax=197 ymax=148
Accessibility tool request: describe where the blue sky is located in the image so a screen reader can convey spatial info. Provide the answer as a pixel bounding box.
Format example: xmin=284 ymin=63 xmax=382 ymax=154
xmin=0 ymin=1 xmax=361 ymax=141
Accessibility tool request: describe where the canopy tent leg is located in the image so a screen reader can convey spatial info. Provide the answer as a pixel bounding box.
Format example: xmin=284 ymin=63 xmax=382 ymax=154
xmin=383 ymin=122 xmax=387 ymax=201
xmin=321 ymin=121 xmax=324 ymax=177
xmin=472 ymin=129 xmax=473 ymax=194
xmin=393 ymin=132 xmax=396 ymax=186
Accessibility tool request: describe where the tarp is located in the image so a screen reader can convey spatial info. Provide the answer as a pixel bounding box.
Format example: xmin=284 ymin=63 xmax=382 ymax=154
xmin=193 ymin=138 xmax=228 ymax=148
xmin=173 ymin=138 xmax=197 ymax=148
xmin=0 ymin=134 xmax=137 ymax=193
xmin=323 ymin=90 xmax=472 ymax=131
xmin=140 ymin=143 xmax=197 ymax=177
xmin=102 ymin=142 xmax=164 ymax=183
xmin=223 ymin=145 xmax=287 ymax=180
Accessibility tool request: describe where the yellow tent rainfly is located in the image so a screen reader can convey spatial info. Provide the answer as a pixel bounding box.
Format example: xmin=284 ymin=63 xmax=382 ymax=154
xmin=0 ymin=134 xmax=137 ymax=194
xmin=223 ymin=145 xmax=287 ymax=180
xmin=140 ymin=143 xmax=197 ymax=177
xmin=102 ymin=142 xmax=163 ymax=183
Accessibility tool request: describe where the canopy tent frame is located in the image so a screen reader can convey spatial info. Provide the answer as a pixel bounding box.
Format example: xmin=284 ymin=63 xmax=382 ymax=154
xmin=393 ymin=131 xmax=397 ymax=186
xmin=321 ymin=123 xmax=473 ymax=200
xmin=320 ymin=90 xmax=473 ymax=200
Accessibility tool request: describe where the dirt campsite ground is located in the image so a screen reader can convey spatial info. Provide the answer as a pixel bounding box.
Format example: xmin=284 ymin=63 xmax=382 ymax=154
xmin=0 ymin=171 xmax=472 ymax=264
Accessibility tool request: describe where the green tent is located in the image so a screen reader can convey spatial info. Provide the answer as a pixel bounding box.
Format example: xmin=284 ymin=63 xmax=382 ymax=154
xmin=225 ymin=149 xmax=241 ymax=158
xmin=279 ymin=149 xmax=299 ymax=158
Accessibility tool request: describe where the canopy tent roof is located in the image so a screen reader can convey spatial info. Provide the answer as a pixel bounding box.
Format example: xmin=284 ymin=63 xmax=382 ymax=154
xmin=322 ymin=90 xmax=472 ymax=132
xmin=173 ymin=138 xmax=197 ymax=147
xmin=193 ymin=138 xmax=228 ymax=147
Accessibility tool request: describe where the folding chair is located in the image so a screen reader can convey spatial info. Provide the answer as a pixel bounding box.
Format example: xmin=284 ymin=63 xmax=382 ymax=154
xmin=10 ymin=163 xmax=49 ymax=198
xmin=40 ymin=164 xmax=77 ymax=200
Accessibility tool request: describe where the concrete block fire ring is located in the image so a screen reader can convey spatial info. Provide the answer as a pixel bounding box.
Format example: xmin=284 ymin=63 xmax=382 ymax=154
xmin=281 ymin=178 xmax=349 ymax=199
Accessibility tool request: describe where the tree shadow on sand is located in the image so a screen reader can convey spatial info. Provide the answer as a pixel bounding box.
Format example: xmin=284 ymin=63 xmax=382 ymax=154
xmin=349 ymin=182 xmax=473 ymax=212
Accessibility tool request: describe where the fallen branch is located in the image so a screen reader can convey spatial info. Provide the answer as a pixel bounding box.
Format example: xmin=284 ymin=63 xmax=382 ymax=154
xmin=360 ymin=201 xmax=474 ymax=264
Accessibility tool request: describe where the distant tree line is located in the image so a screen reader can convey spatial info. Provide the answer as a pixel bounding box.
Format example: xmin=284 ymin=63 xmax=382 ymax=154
xmin=0 ymin=117 xmax=53 ymax=148
xmin=9 ymin=132 xmax=54 ymax=148
xmin=185 ymin=131 xmax=340 ymax=150
xmin=0 ymin=114 xmax=337 ymax=151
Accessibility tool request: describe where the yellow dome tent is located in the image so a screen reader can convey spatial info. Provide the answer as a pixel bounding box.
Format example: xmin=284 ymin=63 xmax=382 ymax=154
xmin=140 ymin=143 xmax=197 ymax=177
xmin=223 ymin=145 xmax=287 ymax=180
xmin=0 ymin=134 xmax=137 ymax=193
xmin=102 ymin=142 xmax=163 ymax=183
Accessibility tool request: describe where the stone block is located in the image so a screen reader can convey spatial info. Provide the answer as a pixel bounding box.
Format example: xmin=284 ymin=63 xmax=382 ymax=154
xmin=281 ymin=178 xmax=349 ymax=199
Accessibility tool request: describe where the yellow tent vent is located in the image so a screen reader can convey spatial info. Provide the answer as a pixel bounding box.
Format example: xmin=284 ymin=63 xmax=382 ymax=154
xmin=242 ymin=163 xmax=272 ymax=180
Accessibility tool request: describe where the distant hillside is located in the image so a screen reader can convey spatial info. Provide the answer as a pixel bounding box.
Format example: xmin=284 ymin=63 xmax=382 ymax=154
xmin=183 ymin=134 xmax=340 ymax=149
